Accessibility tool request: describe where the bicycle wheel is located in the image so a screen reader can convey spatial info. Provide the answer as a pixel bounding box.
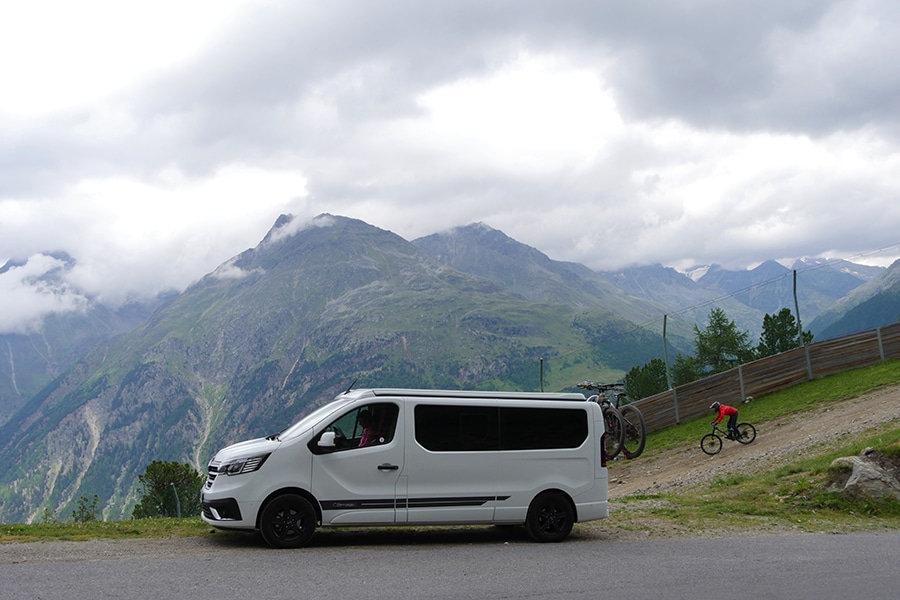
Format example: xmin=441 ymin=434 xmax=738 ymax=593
xmin=619 ymin=404 xmax=646 ymax=459
xmin=734 ymin=422 xmax=756 ymax=444
xmin=700 ymin=433 xmax=722 ymax=455
xmin=602 ymin=406 xmax=625 ymax=460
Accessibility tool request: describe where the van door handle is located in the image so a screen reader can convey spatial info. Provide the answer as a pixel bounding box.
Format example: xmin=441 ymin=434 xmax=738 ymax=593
xmin=377 ymin=463 xmax=399 ymax=471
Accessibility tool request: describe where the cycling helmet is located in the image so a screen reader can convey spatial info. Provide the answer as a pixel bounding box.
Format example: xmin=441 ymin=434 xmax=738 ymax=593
xmin=710 ymin=401 xmax=720 ymax=410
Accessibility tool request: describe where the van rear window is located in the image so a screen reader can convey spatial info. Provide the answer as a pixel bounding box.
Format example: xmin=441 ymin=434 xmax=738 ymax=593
xmin=414 ymin=405 xmax=587 ymax=452
xmin=499 ymin=407 xmax=588 ymax=450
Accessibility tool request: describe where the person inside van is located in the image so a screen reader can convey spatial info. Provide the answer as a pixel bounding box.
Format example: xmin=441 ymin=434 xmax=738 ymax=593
xmin=358 ymin=410 xmax=377 ymax=446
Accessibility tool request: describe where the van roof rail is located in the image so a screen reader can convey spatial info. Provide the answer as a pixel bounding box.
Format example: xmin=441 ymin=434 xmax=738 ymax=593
xmin=363 ymin=388 xmax=587 ymax=402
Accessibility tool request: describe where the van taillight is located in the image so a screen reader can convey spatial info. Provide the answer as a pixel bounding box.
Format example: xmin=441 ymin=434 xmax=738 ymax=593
xmin=600 ymin=433 xmax=608 ymax=468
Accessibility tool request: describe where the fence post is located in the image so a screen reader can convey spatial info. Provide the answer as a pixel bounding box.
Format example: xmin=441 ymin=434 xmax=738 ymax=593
xmin=877 ymin=327 xmax=885 ymax=362
xmin=672 ymin=387 xmax=680 ymax=424
xmin=805 ymin=344 xmax=814 ymax=380
xmin=663 ymin=314 xmax=674 ymax=391
xmin=738 ymin=364 xmax=746 ymax=402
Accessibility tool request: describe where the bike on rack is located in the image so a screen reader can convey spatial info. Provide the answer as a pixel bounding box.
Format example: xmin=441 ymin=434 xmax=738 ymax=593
xmin=577 ymin=381 xmax=647 ymax=459
xmin=700 ymin=421 xmax=756 ymax=455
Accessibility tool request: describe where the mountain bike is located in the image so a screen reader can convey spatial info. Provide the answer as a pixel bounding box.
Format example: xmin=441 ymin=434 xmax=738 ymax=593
xmin=700 ymin=421 xmax=757 ymax=455
xmin=577 ymin=382 xmax=646 ymax=459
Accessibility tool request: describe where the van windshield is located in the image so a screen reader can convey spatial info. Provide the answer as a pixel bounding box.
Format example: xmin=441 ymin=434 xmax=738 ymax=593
xmin=273 ymin=397 xmax=355 ymax=441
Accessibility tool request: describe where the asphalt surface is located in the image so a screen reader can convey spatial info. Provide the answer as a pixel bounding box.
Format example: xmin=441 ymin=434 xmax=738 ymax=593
xmin=2 ymin=529 xmax=898 ymax=600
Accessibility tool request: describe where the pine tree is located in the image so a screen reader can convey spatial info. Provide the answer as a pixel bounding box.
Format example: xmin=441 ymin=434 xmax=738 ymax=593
xmin=624 ymin=358 xmax=668 ymax=400
xmin=694 ymin=308 xmax=753 ymax=374
xmin=757 ymin=308 xmax=813 ymax=357
xmin=132 ymin=460 xmax=204 ymax=519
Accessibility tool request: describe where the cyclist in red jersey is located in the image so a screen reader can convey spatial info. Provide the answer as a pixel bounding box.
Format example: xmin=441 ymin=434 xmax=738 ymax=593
xmin=710 ymin=401 xmax=739 ymax=439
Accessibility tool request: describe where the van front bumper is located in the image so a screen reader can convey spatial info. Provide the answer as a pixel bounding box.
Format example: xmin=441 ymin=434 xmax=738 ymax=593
xmin=202 ymin=497 xmax=243 ymax=522
xmin=201 ymin=493 xmax=260 ymax=530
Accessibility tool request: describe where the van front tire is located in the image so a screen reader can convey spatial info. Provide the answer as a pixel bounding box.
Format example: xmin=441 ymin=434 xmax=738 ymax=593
xmin=259 ymin=493 xmax=317 ymax=549
xmin=525 ymin=491 xmax=574 ymax=543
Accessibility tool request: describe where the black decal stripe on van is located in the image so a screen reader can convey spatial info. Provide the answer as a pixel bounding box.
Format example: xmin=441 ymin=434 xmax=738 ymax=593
xmin=320 ymin=499 xmax=396 ymax=510
xmin=406 ymin=495 xmax=509 ymax=508
xmin=321 ymin=496 xmax=511 ymax=511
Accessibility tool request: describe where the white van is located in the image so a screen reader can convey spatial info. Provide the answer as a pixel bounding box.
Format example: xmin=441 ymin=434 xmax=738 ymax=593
xmin=201 ymin=388 xmax=609 ymax=548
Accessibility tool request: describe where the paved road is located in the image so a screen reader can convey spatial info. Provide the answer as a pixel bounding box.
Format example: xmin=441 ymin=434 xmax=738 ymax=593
xmin=2 ymin=528 xmax=898 ymax=599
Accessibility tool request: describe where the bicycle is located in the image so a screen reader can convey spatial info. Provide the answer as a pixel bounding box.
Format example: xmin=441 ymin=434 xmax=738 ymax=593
xmin=577 ymin=382 xmax=647 ymax=459
xmin=700 ymin=421 xmax=757 ymax=455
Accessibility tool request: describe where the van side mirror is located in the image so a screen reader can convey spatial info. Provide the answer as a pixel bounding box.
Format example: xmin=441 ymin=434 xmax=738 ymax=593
xmin=318 ymin=431 xmax=336 ymax=448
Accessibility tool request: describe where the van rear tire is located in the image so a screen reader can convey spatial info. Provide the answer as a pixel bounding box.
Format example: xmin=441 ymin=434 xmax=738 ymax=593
xmin=525 ymin=491 xmax=574 ymax=543
xmin=259 ymin=493 xmax=317 ymax=549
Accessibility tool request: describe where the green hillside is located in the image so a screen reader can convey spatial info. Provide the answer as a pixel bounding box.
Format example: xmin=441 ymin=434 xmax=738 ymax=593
xmin=0 ymin=215 xmax=664 ymax=523
xmin=819 ymin=282 xmax=900 ymax=339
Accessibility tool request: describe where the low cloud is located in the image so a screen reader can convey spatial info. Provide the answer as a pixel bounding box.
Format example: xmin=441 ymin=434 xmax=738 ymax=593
xmin=265 ymin=213 xmax=337 ymax=245
xmin=210 ymin=258 xmax=265 ymax=281
xmin=0 ymin=255 xmax=89 ymax=334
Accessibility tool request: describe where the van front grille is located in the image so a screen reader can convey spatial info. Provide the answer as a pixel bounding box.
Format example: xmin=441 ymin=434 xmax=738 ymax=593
xmin=206 ymin=461 xmax=220 ymax=489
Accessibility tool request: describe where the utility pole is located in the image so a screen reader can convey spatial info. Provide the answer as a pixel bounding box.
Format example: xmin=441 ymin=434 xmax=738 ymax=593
xmin=793 ymin=270 xmax=804 ymax=346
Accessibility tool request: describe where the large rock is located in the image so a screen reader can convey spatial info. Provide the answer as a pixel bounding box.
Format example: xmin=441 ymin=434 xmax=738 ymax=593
xmin=828 ymin=448 xmax=900 ymax=500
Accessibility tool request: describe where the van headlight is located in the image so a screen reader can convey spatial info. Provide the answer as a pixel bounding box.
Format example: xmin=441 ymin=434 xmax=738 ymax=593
xmin=218 ymin=453 xmax=270 ymax=476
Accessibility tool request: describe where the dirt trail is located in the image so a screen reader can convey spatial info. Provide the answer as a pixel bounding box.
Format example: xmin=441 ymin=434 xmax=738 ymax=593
xmin=608 ymin=384 xmax=900 ymax=499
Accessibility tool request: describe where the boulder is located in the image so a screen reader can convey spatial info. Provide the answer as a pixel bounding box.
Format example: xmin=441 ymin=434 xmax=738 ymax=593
xmin=827 ymin=448 xmax=900 ymax=500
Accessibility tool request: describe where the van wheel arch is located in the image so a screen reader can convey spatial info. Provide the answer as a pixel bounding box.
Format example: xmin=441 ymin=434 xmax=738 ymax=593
xmin=257 ymin=487 xmax=321 ymax=529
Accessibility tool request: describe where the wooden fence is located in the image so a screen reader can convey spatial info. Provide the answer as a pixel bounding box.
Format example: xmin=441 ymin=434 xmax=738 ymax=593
xmin=632 ymin=321 xmax=900 ymax=433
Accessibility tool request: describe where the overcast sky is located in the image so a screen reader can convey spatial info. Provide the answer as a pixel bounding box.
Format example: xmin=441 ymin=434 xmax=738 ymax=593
xmin=2 ymin=0 xmax=900 ymax=333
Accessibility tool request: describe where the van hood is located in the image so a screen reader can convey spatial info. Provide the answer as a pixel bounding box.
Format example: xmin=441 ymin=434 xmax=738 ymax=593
xmin=211 ymin=437 xmax=280 ymax=464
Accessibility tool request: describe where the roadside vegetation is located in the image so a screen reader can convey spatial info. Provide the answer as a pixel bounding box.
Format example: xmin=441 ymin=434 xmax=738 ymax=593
xmin=3 ymin=360 xmax=899 ymax=544
xmin=1 ymin=517 xmax=209 ymax=543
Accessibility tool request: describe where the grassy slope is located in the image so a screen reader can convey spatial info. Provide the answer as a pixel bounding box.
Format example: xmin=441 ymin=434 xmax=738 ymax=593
xmin=602 ymin=359 xmax=900 ymax=538
xmin=3 ymin=361 xmax=900 ymax=543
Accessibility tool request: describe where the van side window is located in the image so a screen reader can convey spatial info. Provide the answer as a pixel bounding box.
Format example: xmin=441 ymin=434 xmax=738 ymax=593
xmin=318 ymin=403 xmax=399 ymax=451
xmin=414 ymin=405 xmax=588 ymax=451
xmin=499 ymin=407 xmax=587 ymax=450
xmin=415 ymin=405 xmax=498 ymax=451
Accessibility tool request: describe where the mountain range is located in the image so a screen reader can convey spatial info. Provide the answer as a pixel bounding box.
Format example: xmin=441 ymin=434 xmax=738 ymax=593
xmin=0 ymin=214 xmax=896 ymax=522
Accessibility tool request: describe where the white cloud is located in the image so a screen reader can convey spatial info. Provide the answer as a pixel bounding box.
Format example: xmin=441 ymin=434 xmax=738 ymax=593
xmin=265 ymin=213 xmax=337 ymax=245
xmin=2 ymin=0 xmax=899 ymax=332
xmin=0 ymin=255 xmax=88 ymax=334
xmin=413 ymin=54 xmax=621 ymax=175
xmin=211 ymin=258 xmax=265 ymax=281
xmin=1 ymin=164 xmax=309 ymax=304
xmin=0 ymin=0 xmax=253 ymax=116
